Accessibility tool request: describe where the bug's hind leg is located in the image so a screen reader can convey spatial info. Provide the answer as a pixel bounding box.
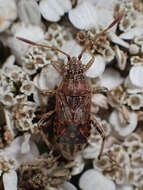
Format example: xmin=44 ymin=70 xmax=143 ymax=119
xmin=38 ymin=110 xmax=55 ymax=128
xmin=90 ymin=117 xmax=105 ymax=160
xmin=40 ymin=130 xmax=52 ymax=149
xmin=38 ymin=110 xmax=55 ymax=149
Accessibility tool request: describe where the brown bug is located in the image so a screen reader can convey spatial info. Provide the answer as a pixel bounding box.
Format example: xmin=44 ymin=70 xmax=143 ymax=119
xmin=17 ymin=13 xmax=123 ymax=160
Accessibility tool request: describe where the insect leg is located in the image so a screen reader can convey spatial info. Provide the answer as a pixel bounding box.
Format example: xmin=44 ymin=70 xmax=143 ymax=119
xmin=38 ymin=110 xmax=55 ymax=128
xmin=90 ymin=117 xmax=105 ymax=159
xmin=39 ymin=89 xmax=56 ymax=96
xmin=91 ymin=87 xmax=108 ymax=94
xmin=51 ymin=61 xmax=65 ymax=75
xmin=38 ymin=110 xmax=55 ymax=149
xmin=84 ymin=56 xmax=95 ymax=72
xmin=40 ymin=130 xmax=53 ymax=149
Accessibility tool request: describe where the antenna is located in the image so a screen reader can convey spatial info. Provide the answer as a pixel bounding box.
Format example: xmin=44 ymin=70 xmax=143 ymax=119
xmin=78 ymin=12 xmax=125 ymax=60
xmin=16 ymin=37 xmax=71 ymax=61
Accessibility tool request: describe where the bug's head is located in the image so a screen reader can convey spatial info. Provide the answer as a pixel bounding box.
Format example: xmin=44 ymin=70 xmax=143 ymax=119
xmin=65 ymin=56 xmax=85 ymax=79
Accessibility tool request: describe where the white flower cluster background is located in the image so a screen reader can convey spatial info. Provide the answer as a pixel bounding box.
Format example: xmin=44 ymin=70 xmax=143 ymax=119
xmin=0 ymin=0 xmax=143 ymax=190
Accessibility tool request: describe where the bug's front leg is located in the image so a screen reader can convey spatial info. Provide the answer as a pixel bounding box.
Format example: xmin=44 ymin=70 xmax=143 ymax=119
xmin=91 ymin=87 xmax=108 ymax=94
xmin=90 ymin=117 xmax=105 ymax=160
xmin=38 ymin=110 xmax=55 ymax=149
xmin=84 ymin=56 xmax=95 ymax=72
xmin=51 ymin=61 xmax=65 ymax=75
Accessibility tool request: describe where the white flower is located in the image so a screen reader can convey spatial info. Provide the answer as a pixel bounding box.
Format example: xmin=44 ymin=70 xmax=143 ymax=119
xmin=18 ymin=0 xmax=41 ymax=25
xmin=69 ymin=1 xmax=114 ymax=31
xmin=0 ymin=0 xmax=17 ymax=32
xmin=79 ymin=169 xmax=116 ymax=190
xmin=39 ymin=0 xmax=72 ymax=22
xmin=3 ymin=170 xmax=17 ymax=190
xmin=0 ymin=136 xmax=39 ymax=190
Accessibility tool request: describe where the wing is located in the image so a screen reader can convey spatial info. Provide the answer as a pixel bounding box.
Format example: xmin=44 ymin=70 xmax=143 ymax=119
xmin=56 ymin=93 xmax=91 ymax=123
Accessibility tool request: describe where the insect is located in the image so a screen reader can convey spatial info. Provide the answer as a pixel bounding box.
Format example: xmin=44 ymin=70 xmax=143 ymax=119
xmin=17 ymin=13 xmax=123 ymax=160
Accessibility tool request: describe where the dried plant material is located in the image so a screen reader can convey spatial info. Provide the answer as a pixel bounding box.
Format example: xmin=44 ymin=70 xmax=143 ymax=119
xmin=111 ymin=147 xmax=130 ymax=168
xmin=119 ymin=12 xmax=138 ymax=32
xmin=130 ymin=56 xmax=143 ymax=66
xmin=131 ymin=150 xmax=143 ymax=167
xmin=76 ymin=30 xmax=87 ymax=44
xmin=127 ymin=94 xmax=143 ymax=110
xmin=3 ymin=126 xmax=14 ymax=146
xmin=100 ymin=150 xmax=128 ymax=185
xmin=120 ymin=105 xmax=130 ymax=124
xmin=133 ymin=0 xmax=143 ymax=11
xmin=88 ymin=32 xmax=115 ymax=63
xmin=105 ymin=136 xmax=120 ymax=149
xmin=11 ymin=103 xmax=37 ymax=133
xmin=115 ymin=45 xmax=128 ymax=70
xmin=95 ymin=131 xmax=143 ymax=187
xmin=102 ymin=46 xmax=115 ymax=62
xmin=124 ymin=133 xmax=141 ymax=147
xmin=0 ymin=55 xmax=30 ymax=106
xmin=70 ymin=0 xmax=77 ymax=7
xmin=93 ymin=154 xmax=114 ymax=172
xmin=108 ymin=85 xmax=127 ymax=107
xmin=18 ymin=154 xmax=72 ymax=189
xmin=109 ymin=110 xmax=137 ymax=139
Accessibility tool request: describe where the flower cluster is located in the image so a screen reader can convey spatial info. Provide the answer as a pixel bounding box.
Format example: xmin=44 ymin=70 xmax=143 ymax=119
xmin=0 ymin=0 xmax=143 ymax=190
